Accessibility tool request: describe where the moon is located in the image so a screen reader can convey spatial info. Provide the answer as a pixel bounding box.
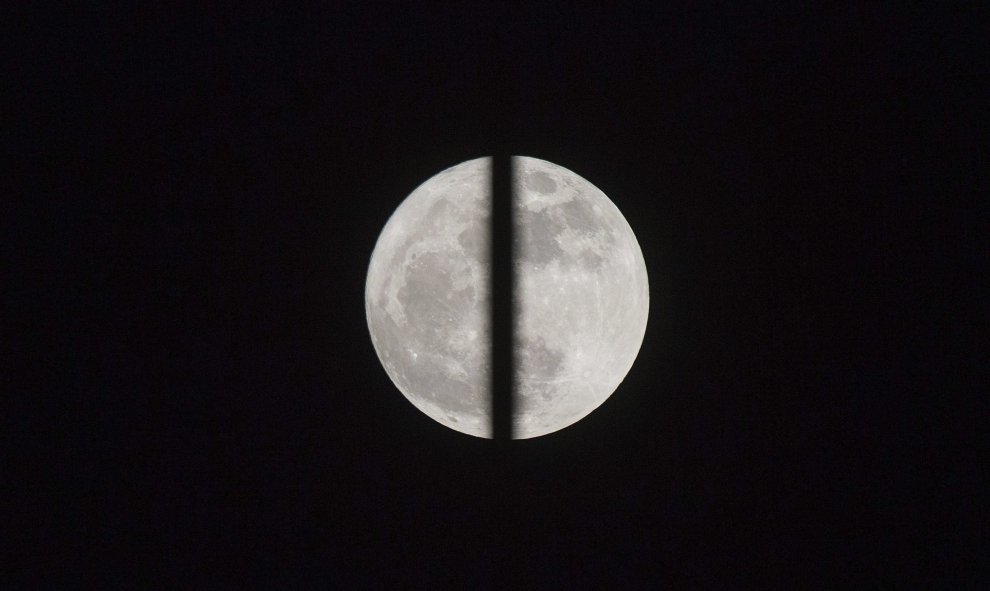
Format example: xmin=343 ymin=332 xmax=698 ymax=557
xmin=365 ymin=156 xmax=649 ymax=439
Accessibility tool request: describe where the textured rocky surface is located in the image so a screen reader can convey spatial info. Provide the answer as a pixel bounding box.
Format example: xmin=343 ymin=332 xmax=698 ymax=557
xmin=365 ymin=159 xmax=491 ymax=437
xmin=514 ymin=157 xmax=649 ymax=438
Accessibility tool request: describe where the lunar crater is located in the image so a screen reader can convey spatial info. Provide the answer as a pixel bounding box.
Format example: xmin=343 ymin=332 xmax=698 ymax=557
xmin=525 ymin=170 xmax=558 ymax=194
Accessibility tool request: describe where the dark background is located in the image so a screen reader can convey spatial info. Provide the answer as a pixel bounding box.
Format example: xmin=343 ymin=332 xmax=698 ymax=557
xmin=7 ymin=3 xmax=985 ymax=587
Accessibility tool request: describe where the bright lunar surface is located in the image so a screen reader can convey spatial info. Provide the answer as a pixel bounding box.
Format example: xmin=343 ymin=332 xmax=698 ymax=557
xmin=365 ymin=156 xmax=649 ymax=438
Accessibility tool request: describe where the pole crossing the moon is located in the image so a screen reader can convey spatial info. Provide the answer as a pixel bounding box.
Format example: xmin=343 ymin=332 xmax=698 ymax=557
xmin=491 ymin=154 xmax=515 ymax=441
xmin=366 ymin=156 xmax=648 ymax=439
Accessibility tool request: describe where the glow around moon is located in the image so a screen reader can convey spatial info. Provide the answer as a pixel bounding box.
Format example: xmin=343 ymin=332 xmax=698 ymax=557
xmin=365 ymin=156 xmax=649 ymax=438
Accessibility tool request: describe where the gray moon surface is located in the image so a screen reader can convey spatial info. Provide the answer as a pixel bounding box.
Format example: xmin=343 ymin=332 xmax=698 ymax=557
xmin=365 ymin=156 xmax=649 ymax=439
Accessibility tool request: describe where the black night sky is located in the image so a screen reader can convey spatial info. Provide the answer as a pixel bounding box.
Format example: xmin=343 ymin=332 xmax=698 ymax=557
xmin=8 ymin=3 xmax=985 ymax=587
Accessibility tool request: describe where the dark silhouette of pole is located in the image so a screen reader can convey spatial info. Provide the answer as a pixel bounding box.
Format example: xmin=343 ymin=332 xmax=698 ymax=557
xmin=491 ymin=154 xmax=514 ymax=441
xmin=486 ymin=1 xmax=515 ymax=442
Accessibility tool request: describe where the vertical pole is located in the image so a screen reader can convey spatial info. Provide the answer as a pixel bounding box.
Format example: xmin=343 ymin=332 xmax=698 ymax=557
xmin=486 ymin=0 xmax=514 ymax=442
xmin=491 ymin=155 xmax=515 ymax=441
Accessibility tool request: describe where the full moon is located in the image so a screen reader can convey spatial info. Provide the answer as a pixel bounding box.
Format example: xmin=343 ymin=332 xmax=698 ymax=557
xmin=365 ymin=156 xmax=649 ymax=439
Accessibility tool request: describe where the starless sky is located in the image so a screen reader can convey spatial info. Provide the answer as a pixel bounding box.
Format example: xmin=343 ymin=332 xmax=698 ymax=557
xmin=7 ymin=3 xmax=985 ymax=587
